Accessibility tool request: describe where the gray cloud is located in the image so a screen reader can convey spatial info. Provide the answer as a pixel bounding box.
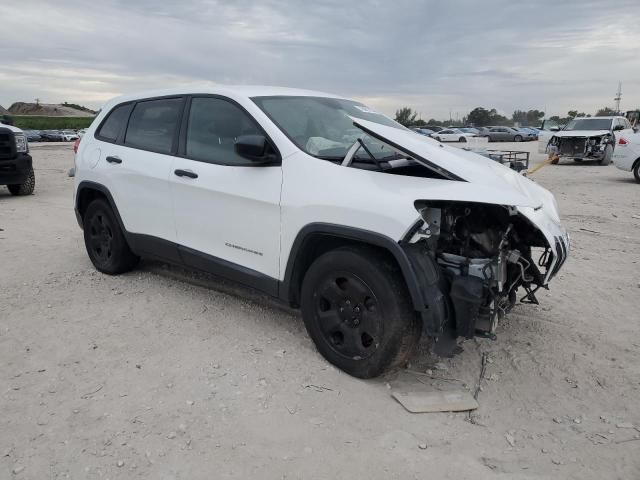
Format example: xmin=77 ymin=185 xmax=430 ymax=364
xmin=1 ymin=0 xmax=639 ymax=119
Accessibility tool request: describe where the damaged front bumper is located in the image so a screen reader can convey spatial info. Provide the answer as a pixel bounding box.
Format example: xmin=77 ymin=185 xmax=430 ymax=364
xmin=548 ymin=136 xmax=611 ymax=159
xmin=402 ymin=200 xmax=569 ymax=341
xmin=518 ymin=205 xmax=570 ymax=284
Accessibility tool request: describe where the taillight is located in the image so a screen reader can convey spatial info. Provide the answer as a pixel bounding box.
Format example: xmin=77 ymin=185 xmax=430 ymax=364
xmin=73 ymin=138 xmax=80 ymax=153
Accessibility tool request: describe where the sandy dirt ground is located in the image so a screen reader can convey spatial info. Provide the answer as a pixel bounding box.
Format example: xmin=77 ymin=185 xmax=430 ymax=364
xmin=1 ymin=141 xmax=639 ymax=479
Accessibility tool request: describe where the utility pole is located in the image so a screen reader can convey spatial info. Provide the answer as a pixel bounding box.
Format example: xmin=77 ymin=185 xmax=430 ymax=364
xmin=614 ymin=82 xmax=622 ymax=114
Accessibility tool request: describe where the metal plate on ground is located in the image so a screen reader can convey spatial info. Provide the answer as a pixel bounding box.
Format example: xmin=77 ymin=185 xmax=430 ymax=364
xmin=391 ymin=390 xmax=478 ymax=413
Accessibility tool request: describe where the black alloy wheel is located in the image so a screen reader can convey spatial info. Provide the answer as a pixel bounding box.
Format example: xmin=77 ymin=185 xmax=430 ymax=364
xmin=83 ymin=199 xmax=139 ymax=274
xmin=88 ymin=211 xmax=115 ymax=264
xmin=314 ymin=271 xmax=382 ymax=361
xmin=300 ymin=246 xmax=420 ymax=378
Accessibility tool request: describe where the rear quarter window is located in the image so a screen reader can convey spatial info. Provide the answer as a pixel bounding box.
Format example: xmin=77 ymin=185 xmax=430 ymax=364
xmin=96 ymin=103 xmax=133 ymax=142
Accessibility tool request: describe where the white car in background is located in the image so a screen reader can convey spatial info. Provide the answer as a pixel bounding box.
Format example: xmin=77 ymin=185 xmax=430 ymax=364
xmin=61 ymin=130 xmax=80 ymax=142
xmin=613 ymin=132 xmax=640 ymax=183
xmin=431 ymin=128 xmax=477 ymax=143
xmin=538 ymin=117 xmax=634 ymax=164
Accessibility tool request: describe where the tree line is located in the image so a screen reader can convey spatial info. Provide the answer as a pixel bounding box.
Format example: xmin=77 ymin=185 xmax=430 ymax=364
xmin=394 ymin=106 xmax=626 ymax=128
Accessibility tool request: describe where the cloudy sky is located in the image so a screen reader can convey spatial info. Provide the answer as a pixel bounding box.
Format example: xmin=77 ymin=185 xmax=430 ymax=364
xmin=2 ymin=0 xmax=639 ymax=119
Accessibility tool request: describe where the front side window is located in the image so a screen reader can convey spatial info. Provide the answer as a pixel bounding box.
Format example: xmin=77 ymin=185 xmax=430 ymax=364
xmin=252 ymin=96 xmax=406 ymax=161
xmin=125 ymin=98 xmax=183 ymax=154
xmin=185 ymin=97 xmax=262 ymax=165
xmin=96 ymin=103 xmax=133 ymax=141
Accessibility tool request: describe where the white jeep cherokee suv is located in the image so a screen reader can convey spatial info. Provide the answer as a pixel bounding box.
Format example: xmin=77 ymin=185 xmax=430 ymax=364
xmin=74 ymin=86 xmax=569 ymax=378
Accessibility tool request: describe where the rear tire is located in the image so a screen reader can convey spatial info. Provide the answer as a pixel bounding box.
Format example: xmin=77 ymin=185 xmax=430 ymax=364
xmin=458 ymin=137 xmax=466 ymax=143
xmin=83 ymin=199 xmax=139 ymax=274
xmin=300 ymin=246 xmax=421 ymax=378
xmin=7 ymin=167 xmax=35 ymax=196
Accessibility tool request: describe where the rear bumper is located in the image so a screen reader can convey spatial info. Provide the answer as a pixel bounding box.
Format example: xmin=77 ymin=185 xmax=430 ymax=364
xmin=0 ymin=153 xmax=32 ymax=185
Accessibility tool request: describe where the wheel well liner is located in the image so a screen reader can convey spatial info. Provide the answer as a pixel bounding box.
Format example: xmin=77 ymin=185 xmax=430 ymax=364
xmin=280 ymin=223 xmax=428 ymax=314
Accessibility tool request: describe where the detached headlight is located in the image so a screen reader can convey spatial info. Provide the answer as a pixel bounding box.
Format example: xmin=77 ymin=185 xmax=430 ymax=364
xmin=15 ymin=134 xmax=28 ymax=153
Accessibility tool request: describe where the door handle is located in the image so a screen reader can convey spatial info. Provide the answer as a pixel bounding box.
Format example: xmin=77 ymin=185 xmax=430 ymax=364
xmin=106 ymin=156 xmax=122 ymax=164
xmin=174 ymin=169 xmax=198 ymax=179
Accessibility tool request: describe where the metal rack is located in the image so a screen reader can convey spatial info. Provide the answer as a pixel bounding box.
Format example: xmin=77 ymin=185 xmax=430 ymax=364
xmin=466 ymin=148 xmax=530 ymax=173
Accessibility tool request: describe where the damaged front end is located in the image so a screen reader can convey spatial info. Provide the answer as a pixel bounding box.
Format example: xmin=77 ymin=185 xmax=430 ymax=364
xmin=402 ymin=201 xmax=569 ymax=340
xmin=548 ymin=133 xmax=614 ymax=160
xmin=347 ymin=118 xmax=570 ymax=341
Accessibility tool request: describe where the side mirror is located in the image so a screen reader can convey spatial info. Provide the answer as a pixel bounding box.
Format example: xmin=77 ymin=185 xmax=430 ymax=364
xmin=234 ymin=135 xmax=277 ymax=164
xmin=550 ymin=127 xmax=560 ymax=132
xmin=613 ymin=124 xmax=625 ymax=131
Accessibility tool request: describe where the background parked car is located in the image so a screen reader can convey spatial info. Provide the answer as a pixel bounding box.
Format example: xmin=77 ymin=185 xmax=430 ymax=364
xmin=431 ymin=128 xmax=476 ymax=142
xmin=424 ymin=125 xmax=444 ymax=132
xmin=515 ymin=127 xmax=538 ymax=141
xmin=61 ymin=130 xmax=80 ymax=141
xmin=484 ymin=126 xmax=526 ymax=142
xmin=23 ymin=130 xmax=42 ymax=142
xmin=41 ymin=130 xmax=65 ymax=142
xmin=613 ymin=131 xmax=640 ymax=183
xmin=413 ymin=128 xmax=435 ymax=136
xmin=459 ymin=127 xmax=480 ymax=135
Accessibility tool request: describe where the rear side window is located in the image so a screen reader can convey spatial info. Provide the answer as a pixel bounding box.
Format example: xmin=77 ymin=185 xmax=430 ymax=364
xmin=125 ymin=98 xmax=183 ymax=154
xmin=96 ymin=103 xmax=133 ymax=142
xmin=185 ymin=97 xmax=261 ymax=165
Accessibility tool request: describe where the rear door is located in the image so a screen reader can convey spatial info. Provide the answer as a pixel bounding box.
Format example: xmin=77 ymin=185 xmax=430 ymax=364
xmin=169 ymin=95 xmax=282 ymax=283
xmin=99 ymin=96 xmax=184 ymax=244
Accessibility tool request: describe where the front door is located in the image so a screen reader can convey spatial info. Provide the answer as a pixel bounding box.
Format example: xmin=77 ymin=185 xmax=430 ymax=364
xmin=170 ymin=96 xmax=282 ymax=283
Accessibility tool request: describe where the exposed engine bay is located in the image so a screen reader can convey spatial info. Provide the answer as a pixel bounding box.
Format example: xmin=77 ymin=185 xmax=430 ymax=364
xmin=548 ymin=134 xmax=613 ymax=160
xmin=405 ymin=201 xmax=561 ymax=340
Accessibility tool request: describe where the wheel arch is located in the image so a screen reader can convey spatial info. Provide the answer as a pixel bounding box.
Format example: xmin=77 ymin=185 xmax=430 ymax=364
xmin=75 ymin=181 xmax=126 ymax=233
xmin=280 ymin=223 xmax=427 ymax=314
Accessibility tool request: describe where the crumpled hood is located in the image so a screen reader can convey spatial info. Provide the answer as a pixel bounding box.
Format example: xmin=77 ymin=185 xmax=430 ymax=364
xmin=551 ymin=130 xmax=610 ymax=138
xmin=353 ymin=118 xmax=549 ymax=209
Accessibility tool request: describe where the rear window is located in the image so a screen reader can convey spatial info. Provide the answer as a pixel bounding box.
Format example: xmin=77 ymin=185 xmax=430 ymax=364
xmin=97 ymin=104 xmax=133 ymax=142
xmin=124 ymin=98 xmax=183 ymax=154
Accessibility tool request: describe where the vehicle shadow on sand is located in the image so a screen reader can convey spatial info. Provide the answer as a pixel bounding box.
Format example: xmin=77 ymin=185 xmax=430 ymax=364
xmin=133 ymin=258 xmax=486 ymax=372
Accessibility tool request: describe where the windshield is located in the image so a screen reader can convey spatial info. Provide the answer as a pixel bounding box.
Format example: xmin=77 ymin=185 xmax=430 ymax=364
xmin=564 ymin=118 xmax=612 ymax=131
xmin=252 ymin=96 xmax=407 ymax=160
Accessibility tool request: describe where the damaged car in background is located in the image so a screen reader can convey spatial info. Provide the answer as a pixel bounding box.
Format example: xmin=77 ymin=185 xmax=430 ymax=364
xmin=74 ymin=87 xmax=569 ymax=378
xmin=542 ymin=116 xmax=634 ymax=165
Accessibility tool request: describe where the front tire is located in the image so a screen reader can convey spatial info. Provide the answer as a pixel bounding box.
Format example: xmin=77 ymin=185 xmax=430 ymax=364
xmin=458 ymin=137 xmax=466 ymax=143
xmin=83 ymin=199 xmax=139 ymax=274
xmin=514 ymin=135 xmax=523 ymax=142
xmin=300 ymin=247 xmax=420 ymax=378
xmin=8 ymin=168 xmax=35 ymax=196
xmin=598 ymin=145 xmax=613 ymax=165
xmin=633 ymin=160 xmax=640 ymax=183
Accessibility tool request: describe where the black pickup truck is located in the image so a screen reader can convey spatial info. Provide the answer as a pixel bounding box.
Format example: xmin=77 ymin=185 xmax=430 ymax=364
xmin=0 ymin=122 xmax=35 ymax=195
